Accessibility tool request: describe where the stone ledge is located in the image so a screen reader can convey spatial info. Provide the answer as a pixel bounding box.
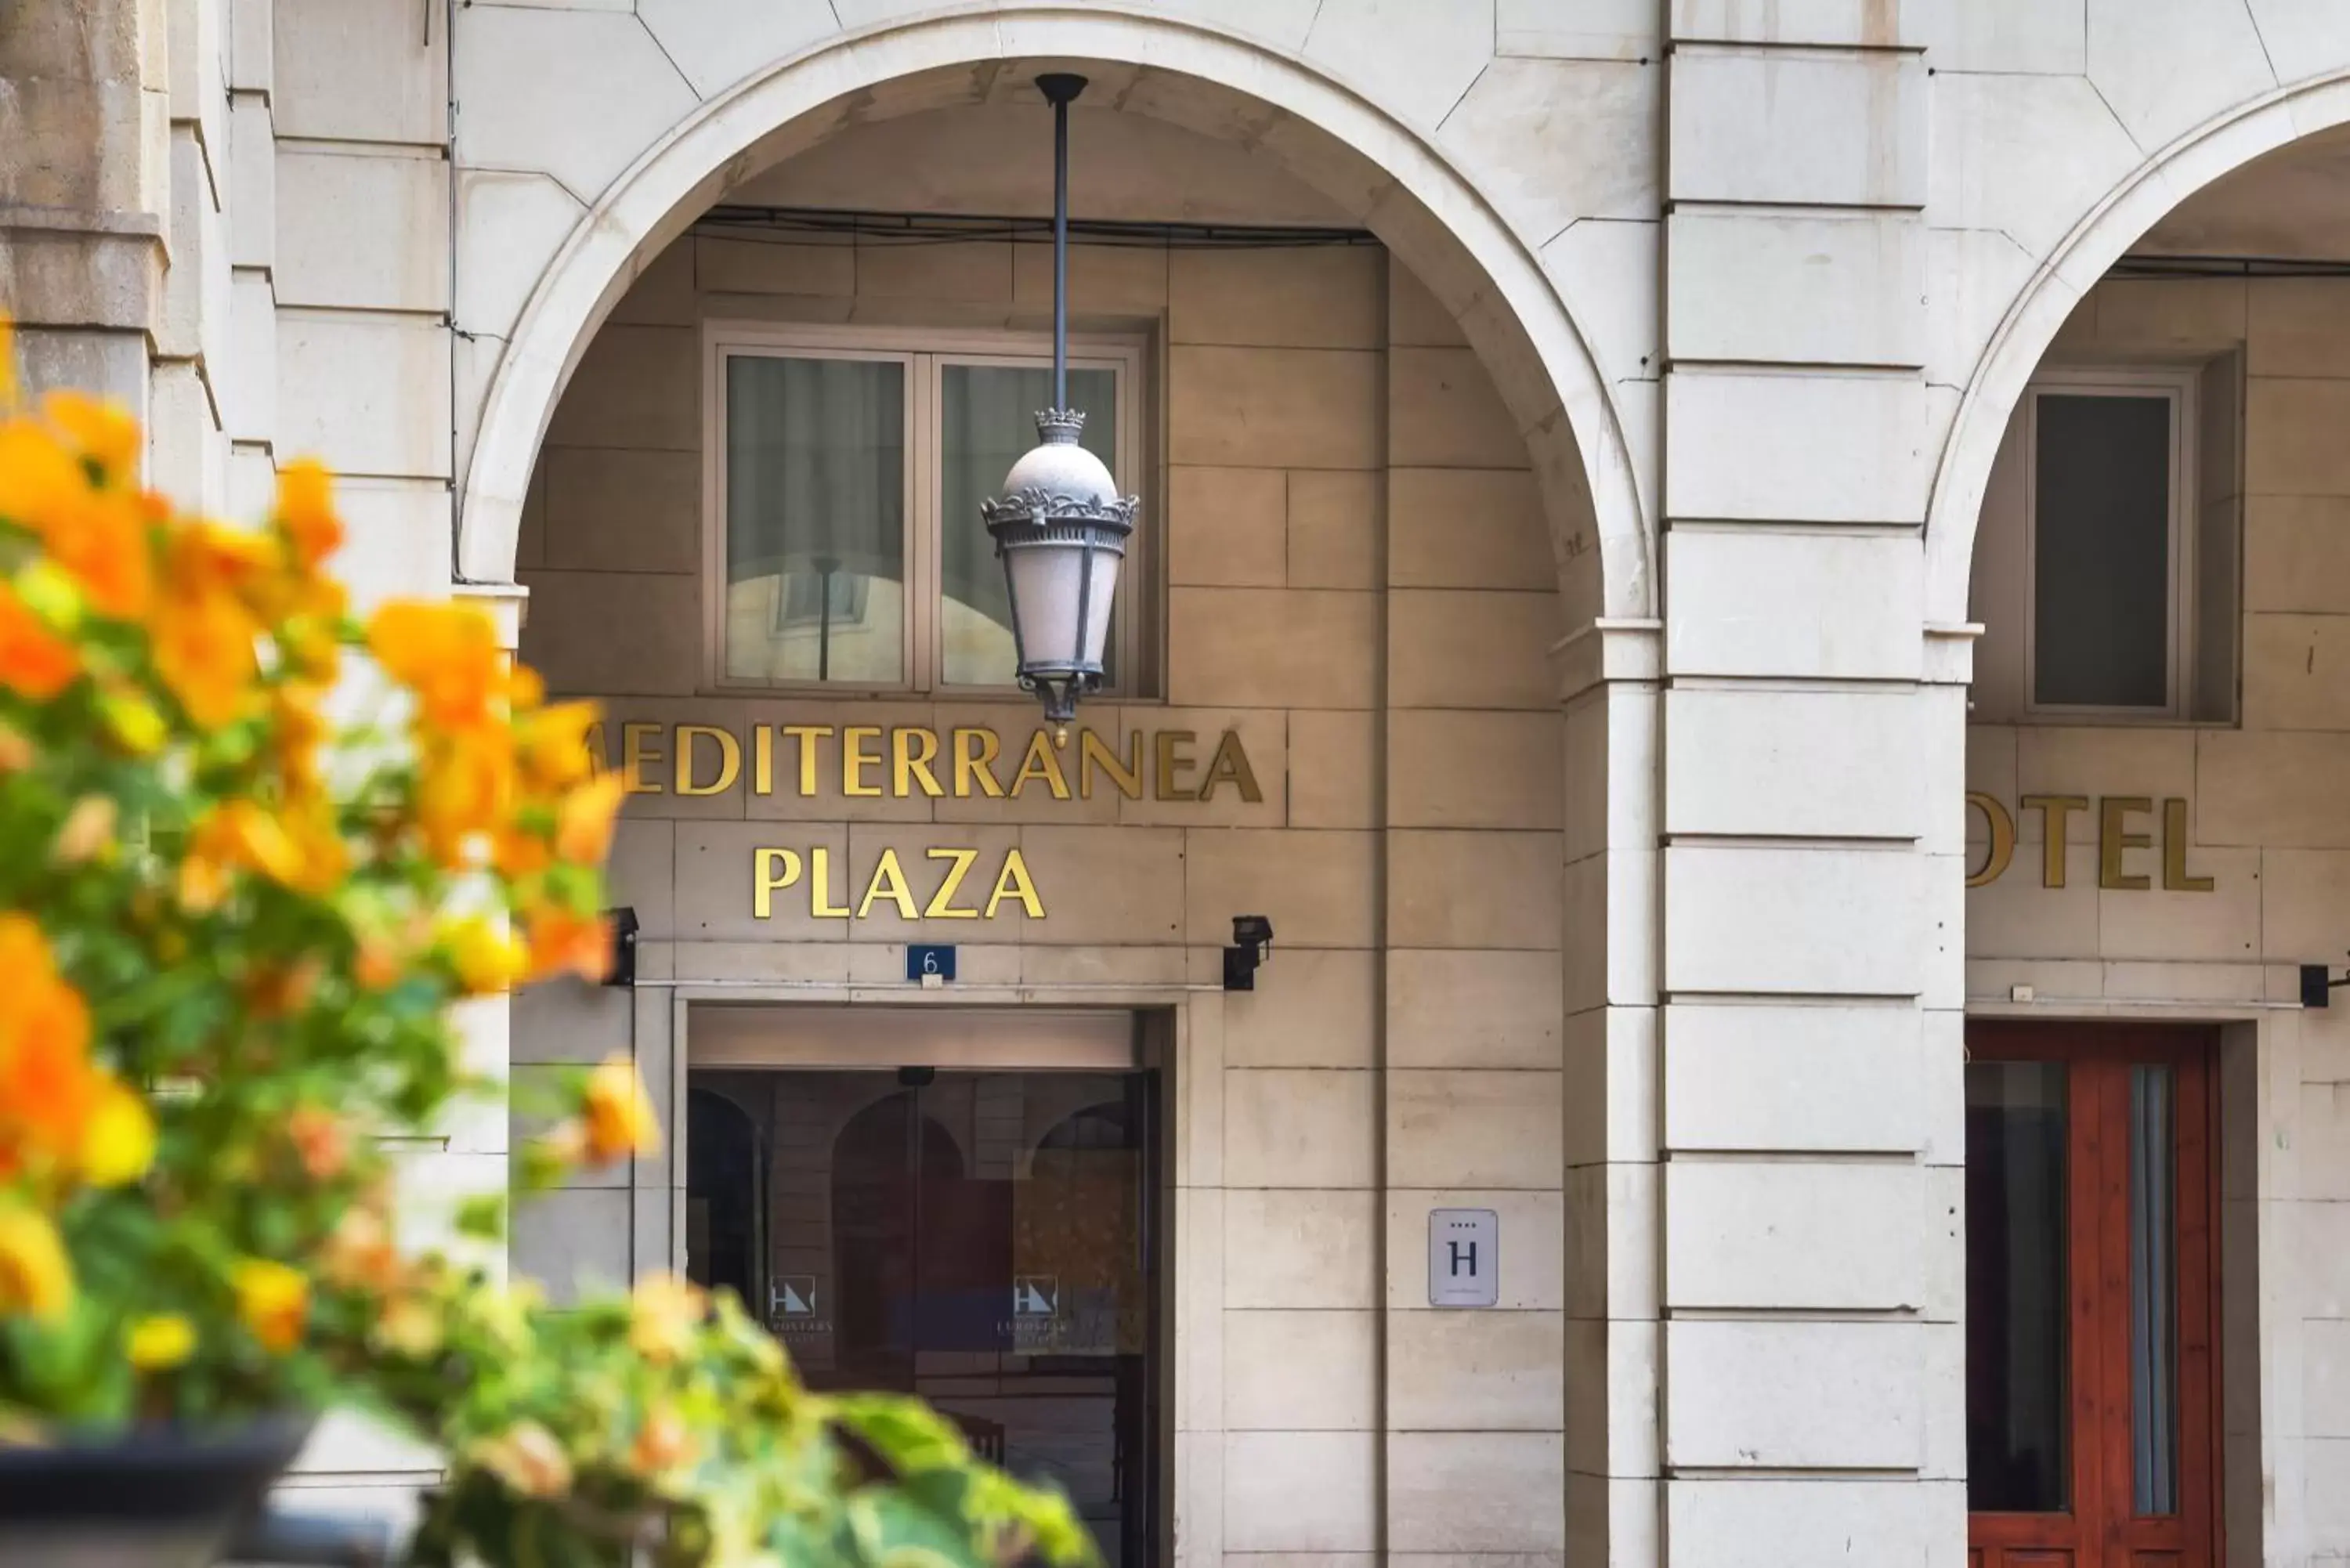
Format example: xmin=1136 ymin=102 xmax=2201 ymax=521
xmin=0 ymin=206 xmax=165 ymax=333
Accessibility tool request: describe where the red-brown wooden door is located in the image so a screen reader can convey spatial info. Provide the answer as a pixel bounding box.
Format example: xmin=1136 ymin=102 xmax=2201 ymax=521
xmin=1965 ymin=1024 xmax=2220 ymax=1568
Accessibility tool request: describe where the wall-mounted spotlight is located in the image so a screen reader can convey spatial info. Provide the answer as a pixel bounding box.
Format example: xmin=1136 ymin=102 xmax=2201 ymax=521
xmin=604 ymin=907 xmax=640 ymax=988
xmin=2301 ymin=957 xmax=2348 ymax=1009
xmin=1224 ymin=914 xmax=1274 ymax=992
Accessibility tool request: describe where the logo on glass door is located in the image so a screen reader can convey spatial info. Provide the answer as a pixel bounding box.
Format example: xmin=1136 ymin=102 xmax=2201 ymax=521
xmin=770 ymin=1275 xmax=829 ymax=1335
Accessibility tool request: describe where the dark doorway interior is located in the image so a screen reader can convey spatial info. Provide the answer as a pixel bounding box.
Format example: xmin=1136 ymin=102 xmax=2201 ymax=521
xmin=688 ymin=1067 xmax=1161 ymax=1568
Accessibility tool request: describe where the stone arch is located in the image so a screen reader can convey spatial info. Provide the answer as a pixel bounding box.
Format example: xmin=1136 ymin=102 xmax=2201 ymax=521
xmin=1925 ymin=67 xmax=2350 ymax=626
xmin=457 ymin=7 xmax=1649 ymax=619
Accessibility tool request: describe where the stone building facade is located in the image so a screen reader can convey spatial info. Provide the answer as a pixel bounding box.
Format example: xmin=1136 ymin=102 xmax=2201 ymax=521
xmin=13 ymin=2 xmax=2350 ymax=1564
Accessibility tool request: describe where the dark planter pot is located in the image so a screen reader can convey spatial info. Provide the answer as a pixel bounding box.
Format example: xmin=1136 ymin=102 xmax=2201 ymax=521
xmin=0 ymin=1415 xmax=312 ymax=1567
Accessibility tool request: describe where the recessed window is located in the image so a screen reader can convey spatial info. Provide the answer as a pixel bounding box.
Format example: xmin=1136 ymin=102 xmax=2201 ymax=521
xmin=1972 ymin=360 xmax=2240 ymax=725
xmin=709 ymin=327 xmax=1143 ymax=694
xmin=2026 ymin=374 xmax=2193 ymax=716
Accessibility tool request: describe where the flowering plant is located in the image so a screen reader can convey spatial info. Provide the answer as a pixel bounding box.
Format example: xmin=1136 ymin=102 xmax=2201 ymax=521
xmin=0 ymin=338 xmax=1090 ymax=1567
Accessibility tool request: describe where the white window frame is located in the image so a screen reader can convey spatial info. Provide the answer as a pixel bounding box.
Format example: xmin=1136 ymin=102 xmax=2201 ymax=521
xmin=2020 ymin=364 xmax=2200 ymax=721
xmin=702 ymin=321 xmax=1147 ymax=698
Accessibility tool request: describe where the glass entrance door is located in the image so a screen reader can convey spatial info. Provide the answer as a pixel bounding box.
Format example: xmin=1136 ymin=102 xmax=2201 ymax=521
xmin=685 ymin=1066 xmax=1160 ymax=1568
xmin=1965 ymin=1024 xmax=2218 ymax=1568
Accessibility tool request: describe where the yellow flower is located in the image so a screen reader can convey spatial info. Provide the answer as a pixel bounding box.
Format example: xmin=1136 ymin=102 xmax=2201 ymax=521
xmin=231 ymin=1259 xmax=309 ymax=1354
xmin=441 ymin=916 xmax=526 ymax=995
xmin=126 ymin=1313 xmax=196 ymax=1371
xmin=582 ymin=1055 xmax=659 ymax=1163
xmin=96 ymin=686 xmax=165 ymax=755
xmin=76 ymin=1076 xmax=154 ymax=1187
xmin=374 ymin=1293 xmax=444 ymax=1360
xmin=627 ymin=1273 xmax=705 ymax=1364
xmin=517 ymin=700 xmax=601 ymax=789
xmin=470 ymin=1421 xmax=572 ymax=1499
xmin=0 ymin=1204 xmax=71 ymax=1321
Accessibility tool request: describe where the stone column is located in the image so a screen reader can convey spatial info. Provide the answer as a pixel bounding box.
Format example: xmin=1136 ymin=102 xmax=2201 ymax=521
xmin=0 ymin=0 xmax=168 ymax=406
xmin=1654 ymin=5 xmax=1964 ymax=1566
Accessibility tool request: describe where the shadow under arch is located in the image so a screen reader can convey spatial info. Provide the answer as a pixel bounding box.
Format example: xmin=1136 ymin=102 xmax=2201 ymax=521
xmin=1925 ymin=67 xmax=2350 ymax=627
xmin=457 ymin=6 xmax=1650 ymax=620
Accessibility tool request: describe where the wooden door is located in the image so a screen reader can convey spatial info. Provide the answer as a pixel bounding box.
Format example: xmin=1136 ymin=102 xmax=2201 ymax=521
xmin=1965 ymin=1024 xmax=2220 ymax=1568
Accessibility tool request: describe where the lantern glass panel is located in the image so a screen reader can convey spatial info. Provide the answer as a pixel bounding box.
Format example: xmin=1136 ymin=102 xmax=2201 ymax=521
xmin=940 ymin=363 xmax=1116 ymax=686
xmin=1004 ymin=540 xmax=1122 ymax=674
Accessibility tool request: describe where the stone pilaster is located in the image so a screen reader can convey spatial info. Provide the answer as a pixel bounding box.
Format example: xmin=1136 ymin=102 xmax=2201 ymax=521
xmin=1655 ymin=3 xmax=1961 ymax=1565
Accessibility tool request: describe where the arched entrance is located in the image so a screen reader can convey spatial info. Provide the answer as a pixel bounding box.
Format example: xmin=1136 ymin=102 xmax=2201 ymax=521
xmin=456 ymin=10 xmax=1649 ymax=622
xmin=1927 ymin=68 xmax=2350 ymax=624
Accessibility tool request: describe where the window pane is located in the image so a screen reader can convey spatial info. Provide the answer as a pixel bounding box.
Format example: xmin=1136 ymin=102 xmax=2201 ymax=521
xmin=940 ymin=363 xmax=1119 ymax=688
xmin=1966 ymin=1060 xmax=2070 ymax=1514
xmin=2131 ymin=1064 xmax=2180 ymax=1516
xmin=2033 ymin=392 xmax=2173 ymax=708
xmin=724 ymin=356 xmax=906 ymax=685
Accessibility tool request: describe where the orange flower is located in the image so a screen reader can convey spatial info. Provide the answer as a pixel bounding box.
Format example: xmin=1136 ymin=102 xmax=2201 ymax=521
xmin=353 ymin=934 xmax=405 ymax=992
xmin=275 ymin=458 xmax=342 ymax=569
xmin=231 ymin=1259 xmax=309 ymax=1353
xmin=0 ymin=914 xmax=103 ymax=1183
xmin=415 ymin=731 xmax=515 ymax=869
xmin=581 ymin=1054 xmax=659 ymax=1164
xmin=0 ymin=418 xmax=86 ymax=532
xmin=524 ymin=905 xmax=609 ymax=985
xmin=554 ymin=772 xmax=625 ymax=868
xmin=150 ymin=544 xmax=258 ymax=728
xmin=0 ymin=581 xmax=78 ymax=699
xmin=627 ymin=1407 xmax=696 ymax=1479
xmin=285 ymin=1104 xmax=347 ymax=1180
xmin=319 ymin=1207 xmax=401 ymax=1293
xmin=33 ymin=487 xmax=152 ymax=620
xmin=41 ymin=392 xmax=141 ymax=480
xmin=367 ymin=602 xmax=507 ymax=732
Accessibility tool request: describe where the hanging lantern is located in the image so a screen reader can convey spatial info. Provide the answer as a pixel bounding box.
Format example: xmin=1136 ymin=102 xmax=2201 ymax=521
xmin=983 ymin=73 xmax=1138 ymax=732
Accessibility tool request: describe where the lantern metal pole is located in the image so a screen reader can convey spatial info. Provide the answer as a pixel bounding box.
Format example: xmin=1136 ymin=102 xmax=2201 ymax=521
xmin=1038 ymin=74 xmax=1086 ymax=410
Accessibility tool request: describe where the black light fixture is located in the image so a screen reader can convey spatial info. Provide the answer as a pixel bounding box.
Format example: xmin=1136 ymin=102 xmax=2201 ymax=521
xmin=2302 ymin=957 xmax=2348 ymax=1009
xmin=1224 ymin=914 xmax=1274 ymax=992
xmin=603 ymin=907 xmax=639 ymax=988
xmin=982 ymin=74 xmax=1139 ymax=736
